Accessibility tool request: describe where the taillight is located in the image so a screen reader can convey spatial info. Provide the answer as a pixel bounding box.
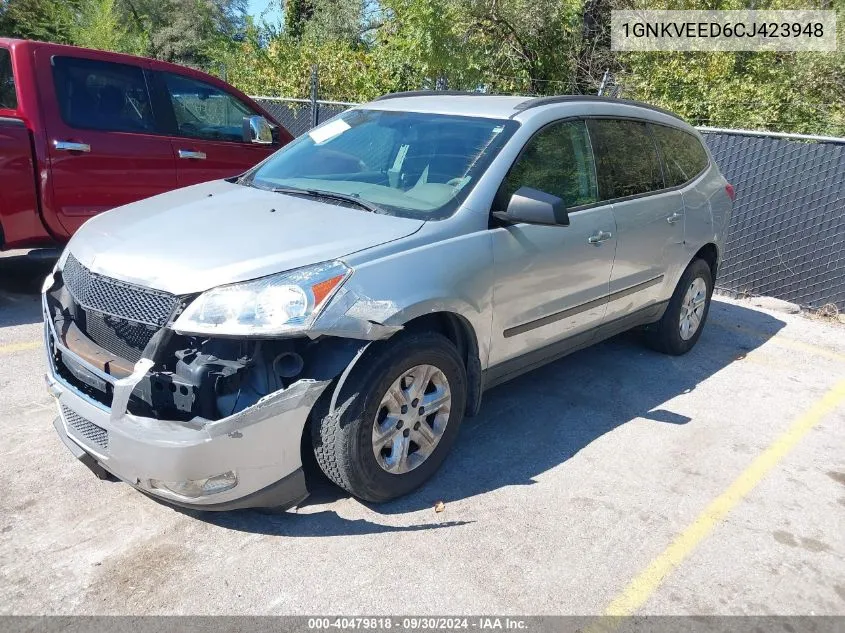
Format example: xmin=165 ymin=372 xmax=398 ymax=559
xmin=725 ymin=183 xmax=736 ymax=202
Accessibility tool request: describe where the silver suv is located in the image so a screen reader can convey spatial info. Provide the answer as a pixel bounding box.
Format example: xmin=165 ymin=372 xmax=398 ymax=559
xmin=43 ymin=93 xmax=734 ymax=510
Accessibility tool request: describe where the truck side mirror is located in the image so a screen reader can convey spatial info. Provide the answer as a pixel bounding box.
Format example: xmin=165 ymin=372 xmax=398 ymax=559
xmin=492 ymin=187 xmax=569 ymax=226
xmin=243 ymin=115 xmax=274 ymax=145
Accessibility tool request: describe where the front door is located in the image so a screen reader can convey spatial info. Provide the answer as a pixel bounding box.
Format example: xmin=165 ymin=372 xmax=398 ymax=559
xmin=37 ymin=52 xmax=177 ymax=237
xmin=155 ymin=71 xmax=278 ymax=187
xmin=488 ymin=119 xmax=617 ymax=368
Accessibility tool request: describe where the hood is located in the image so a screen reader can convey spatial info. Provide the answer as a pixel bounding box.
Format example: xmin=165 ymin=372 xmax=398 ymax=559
xmin=67 ymin=180 xmax=425 ymax=295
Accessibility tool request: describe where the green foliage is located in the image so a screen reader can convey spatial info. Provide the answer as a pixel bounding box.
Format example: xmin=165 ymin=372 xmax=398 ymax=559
xmin=372 ymin=0 xmax=484 ymax=90
xmin=283 ymin=0 xmax=313 ymax=39
xmin=0 ymin=0 xmax=842 ymax=135
xmin=121 ymin=0 xmax=248 ymax=67
xmin=0 ymin=0 xmax=80 ymax=43
xmin=0 ymin=0 xmax=247 ymax=66
xmin=613 ymin=0 xmax=845 ymax=134
xmin=70 ymin=0 xmax=146 ymax=54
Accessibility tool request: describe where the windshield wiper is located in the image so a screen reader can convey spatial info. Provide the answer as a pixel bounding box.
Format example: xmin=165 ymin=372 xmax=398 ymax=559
xmin=267 ymin=186 xmax=382 ymax=214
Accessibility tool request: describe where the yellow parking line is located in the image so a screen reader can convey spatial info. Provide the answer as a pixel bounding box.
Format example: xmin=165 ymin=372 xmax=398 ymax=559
xmin=766 ymin=334 xmax=845 ymax=364
xmin=597 ymin=379 xmax=845 ymax=622
xmin=712 ymin=321 xmax=845 ymax=364
xmin=0 ymin=340 xmax=41 ymax=355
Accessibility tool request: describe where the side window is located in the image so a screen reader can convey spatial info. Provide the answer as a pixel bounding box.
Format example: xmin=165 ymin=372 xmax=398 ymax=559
xmin=52 ymin=57 xmax=155 ymax=133
xmin=162 ymin=73 xmax=256 ymax=143
xmin=587 ymin=119 xmax=664 ymax=201
xmin=651 ymin=124 xmax=709 ymax=187
xmin=501 ymin=119 xmax=598 ymax=208
xmin=0 ymin=48 xmax=17 ymax=110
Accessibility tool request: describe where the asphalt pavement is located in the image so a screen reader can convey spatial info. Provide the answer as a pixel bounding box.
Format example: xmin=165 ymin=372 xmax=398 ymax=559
xmin=1 ymin=250 xmax=843 ymax=616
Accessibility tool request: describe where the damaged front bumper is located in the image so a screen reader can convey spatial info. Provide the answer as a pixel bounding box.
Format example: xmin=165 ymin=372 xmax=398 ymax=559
xmin=44 ymin=301 xmax=329 ymax=511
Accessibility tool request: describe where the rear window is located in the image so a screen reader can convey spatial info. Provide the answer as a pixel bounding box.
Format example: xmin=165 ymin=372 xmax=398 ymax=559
xmin=0 ymin=48 xmax=16 ymax=110
xmin=651 ymin=124 xmax=709 ymax=187
xmin=587 ymin=119 xmax=664 ymax=201
xmin=52 ymin=56 xmax=155 ymax=133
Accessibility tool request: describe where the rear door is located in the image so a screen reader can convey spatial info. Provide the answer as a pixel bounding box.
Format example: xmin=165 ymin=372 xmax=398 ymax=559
xmin=37 ymin=52 xmax=177 ymax=236
xmin=587 ymin=118 xmax=685 ymax=321
xmin=153 ymin=71 xmax=278 ymax=186
xmin=650 ymin=123 xmax=714 ymax=273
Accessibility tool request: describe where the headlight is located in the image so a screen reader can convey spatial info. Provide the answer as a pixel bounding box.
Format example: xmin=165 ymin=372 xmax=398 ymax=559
xmin=172 ymin=260 xmax=350 ymax=336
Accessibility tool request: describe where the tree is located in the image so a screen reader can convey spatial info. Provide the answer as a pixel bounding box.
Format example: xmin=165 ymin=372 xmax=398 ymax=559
xmin=70 ymin=0 xmax=146 ymax=54
xmin=0 ymin=0 xmax=80 ymax=43
xmin=283 ymin=0 xmax=314 ymax=38
xmin=302 ymin=0 xmax=367 ymax=45
xmin=120 ymin=0 xmax=248 ymax=67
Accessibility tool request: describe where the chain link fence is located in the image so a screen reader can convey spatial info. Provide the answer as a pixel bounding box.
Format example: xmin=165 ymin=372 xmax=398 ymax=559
xmin=701 ymin=129 xmax=845 ymax=311
xmin=254 ymin=96 xmax=845 ymax=311
xmin=254 ymin=96 xmax=353 ymax=137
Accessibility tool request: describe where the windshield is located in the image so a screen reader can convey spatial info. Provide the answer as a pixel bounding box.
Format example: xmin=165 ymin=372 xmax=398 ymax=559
xmin=244 ymin=109 xmax=518 ymax=220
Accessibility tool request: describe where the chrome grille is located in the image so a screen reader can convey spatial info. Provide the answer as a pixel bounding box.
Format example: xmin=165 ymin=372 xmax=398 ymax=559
xmin=62 ymin=405 xmax=108 ymax=452
xmin=62 ymin=254 xmax=178 ymax=327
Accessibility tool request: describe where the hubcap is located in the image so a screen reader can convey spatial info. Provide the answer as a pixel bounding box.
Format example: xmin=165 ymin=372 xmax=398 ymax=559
xmin=679 ymin=277 xmax=708 ymax=340
xmin=371 ymin=364 xmax=451 ymax=475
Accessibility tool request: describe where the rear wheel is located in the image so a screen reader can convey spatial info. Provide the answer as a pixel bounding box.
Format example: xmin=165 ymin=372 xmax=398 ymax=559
xmin=646 ymin=258 xmax=713 ymax=355
xmin=311 ymin=332 xmax=467 ymax=502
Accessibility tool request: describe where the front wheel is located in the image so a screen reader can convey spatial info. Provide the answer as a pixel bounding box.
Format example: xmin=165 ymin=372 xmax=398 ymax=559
xmin=646 ymin=258 xmax=714 ymax=355
xmin=311 ymin=332 xmax=467 ymax=503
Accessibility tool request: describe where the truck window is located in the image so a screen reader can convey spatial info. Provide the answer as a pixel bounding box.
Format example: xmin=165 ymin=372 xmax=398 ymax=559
xmin=0 ymin=48 xmax=16 ymax=110
xmin=162 ymin=72 xmax=257 ymax=143
xmin=52 ymin=56 xmax=155 ymax=133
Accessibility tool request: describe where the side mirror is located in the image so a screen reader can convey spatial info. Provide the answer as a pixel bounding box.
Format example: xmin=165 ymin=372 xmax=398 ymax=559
xmin=492 ymin=187 xmax=569 ymax=226
xmin=243 ymin=115 xmax=274 ymax=145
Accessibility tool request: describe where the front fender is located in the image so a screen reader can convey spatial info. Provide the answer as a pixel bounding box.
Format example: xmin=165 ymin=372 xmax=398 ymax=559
xmin=309 ymin=230 xmax=495 ymax=367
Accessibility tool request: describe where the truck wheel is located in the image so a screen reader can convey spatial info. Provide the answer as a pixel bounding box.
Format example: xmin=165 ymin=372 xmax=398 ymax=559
xmin=311 ymin=332 xmax=467 ymax=503
xmin=646 ymin=258 xmax=713 ymax=356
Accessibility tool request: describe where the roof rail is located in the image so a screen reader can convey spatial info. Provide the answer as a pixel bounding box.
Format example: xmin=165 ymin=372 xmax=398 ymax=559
xmin=371 ymin=91 xmax=683 ymax=122
xmin=513 ymin=95 xmax=681 ymax=120
xmin=373 ymin=90 xmax=515 ymax=101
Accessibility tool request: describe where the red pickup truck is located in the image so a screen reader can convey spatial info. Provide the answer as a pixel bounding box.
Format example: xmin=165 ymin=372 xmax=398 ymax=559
xmin=0 ymin=38 xmax=293 ymax=250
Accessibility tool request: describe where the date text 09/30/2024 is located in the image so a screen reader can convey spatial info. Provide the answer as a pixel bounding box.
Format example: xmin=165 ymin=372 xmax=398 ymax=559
xmin=307 ymin=617 xmax=529 ymax=630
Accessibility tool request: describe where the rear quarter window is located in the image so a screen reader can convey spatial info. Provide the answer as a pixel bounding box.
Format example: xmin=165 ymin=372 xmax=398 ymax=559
xmin=0 ymin=48 xmax=17 ymax=110
xmin=651 ymin=124 xmax=709 ymax=187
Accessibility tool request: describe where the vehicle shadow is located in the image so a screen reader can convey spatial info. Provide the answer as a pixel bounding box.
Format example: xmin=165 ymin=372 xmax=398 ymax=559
xmin=198 ymin=298 xmax=785 ymax=535
xmin=0 ymin=252 xmax=56 ymax=327
xmin=197 ymin=508 xmax=474 ymax=536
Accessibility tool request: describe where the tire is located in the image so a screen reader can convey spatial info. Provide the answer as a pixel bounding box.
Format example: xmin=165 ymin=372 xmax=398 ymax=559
xmin=311 ymin=332 xmax=467 ymax=503
xmin=645 ymin=258 xmax=713 ymax=355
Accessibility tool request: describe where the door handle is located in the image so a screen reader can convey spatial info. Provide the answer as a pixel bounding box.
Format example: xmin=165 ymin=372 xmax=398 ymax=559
xmin=54 ymin=140 xmax=91 ymax=153
xmin=667 ymin=212 xmax=684 ymax=224
xmin=588 ymin=230 xmax=613 ymax=245
xmin=178 ymin=149 xmax=207 ymax=160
